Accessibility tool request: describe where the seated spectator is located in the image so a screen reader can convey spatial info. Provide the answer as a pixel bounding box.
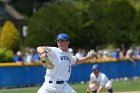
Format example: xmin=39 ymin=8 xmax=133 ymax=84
xmin=102 ymin=50 xmax=111 ymax=60
xmin=119 ymin=48 xmax=126 ymax=59
xmin=134 ymin=48 xmax=140 ymax=58
xmin=25 ymin=48 xmax=40 ymax=64
xmin=13 ymin=51 xmax=24 ymax=62
xmin=97 ymin=50 xmax=104 ymax=60
xmin=125 ymin=47 xmax=136 ymax=65
xmin=75 ymin=48 xmax=86 ymax=58
xmin=32 ymin=49 xmax=40 ymax=62
xmin=112 ymin=48 xmax=120 ymax=60
xmin=89 ymin=49 xmax=97 ymax=60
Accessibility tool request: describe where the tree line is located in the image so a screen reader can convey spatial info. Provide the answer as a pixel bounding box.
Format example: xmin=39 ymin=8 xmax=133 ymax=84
xmin=23 ymin=0 xmax=140 ymax=50
xmin=1 ymin=0 xmax=140 ymax=52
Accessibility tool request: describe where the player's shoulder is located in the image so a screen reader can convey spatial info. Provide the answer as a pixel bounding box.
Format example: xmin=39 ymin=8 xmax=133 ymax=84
xmin=100 ymin=72 xmax=107 ymax=78
xmin=90 ymin=72 xmax=95 ymax=77
xmin=47 ymin=47 xmax=58 ymax=51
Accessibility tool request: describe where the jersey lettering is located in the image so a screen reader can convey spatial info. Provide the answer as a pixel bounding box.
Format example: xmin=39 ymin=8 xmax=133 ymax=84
xmin=68 ymin=65 xmax=71 ymax=73
xmin=60 ymin=56 xmax=70 ymax=62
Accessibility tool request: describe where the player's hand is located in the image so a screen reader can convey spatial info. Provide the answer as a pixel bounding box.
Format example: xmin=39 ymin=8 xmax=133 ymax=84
xmin=87 ymin=50 xmax=96 ymax=58
xmin=86 ymin=88 xmax=90 ymax=93
xmin=40 ymin=51 xmax=54 ymax=69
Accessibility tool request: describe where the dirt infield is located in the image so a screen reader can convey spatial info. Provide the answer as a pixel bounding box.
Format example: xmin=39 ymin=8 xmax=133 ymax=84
xmin=115 ymin=91 xmax=140 ymax=93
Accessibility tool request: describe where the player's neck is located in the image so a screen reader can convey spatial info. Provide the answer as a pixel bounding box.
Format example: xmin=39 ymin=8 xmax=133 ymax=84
xmin=59 ymin=47 xmax=68 ymax=52
xmin=62 ymin=49 xmax=68 ymax=52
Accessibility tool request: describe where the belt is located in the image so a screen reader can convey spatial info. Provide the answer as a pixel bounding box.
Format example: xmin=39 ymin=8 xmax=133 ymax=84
xmin=49 ymin=81 xmax=64 ymax=84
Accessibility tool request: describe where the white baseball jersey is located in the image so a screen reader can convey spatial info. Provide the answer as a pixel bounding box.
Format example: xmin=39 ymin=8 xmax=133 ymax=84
xmin=90 ymin=72 xmax=109 ymax=86
xmin=45 ymin=47 xmax=77 ymax=81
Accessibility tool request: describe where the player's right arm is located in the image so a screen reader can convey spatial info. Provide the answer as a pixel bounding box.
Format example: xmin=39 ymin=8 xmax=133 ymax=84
xmin=37 ymin=46 xmax=54 ymax=69
xmin=37 ymin=46 xmax=50 ymax=55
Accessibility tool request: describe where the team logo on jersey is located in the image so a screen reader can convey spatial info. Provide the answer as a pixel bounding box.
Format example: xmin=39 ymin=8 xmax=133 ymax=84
xmin=60 ymin=56 xmax=71 ymax=63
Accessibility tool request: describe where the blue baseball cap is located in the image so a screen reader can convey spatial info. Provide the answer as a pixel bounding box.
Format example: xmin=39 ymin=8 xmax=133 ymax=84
xmin=92 ymin=64 xmax=99 ymax=71
xmin=56 ymin=33 xmax=69 ymax=41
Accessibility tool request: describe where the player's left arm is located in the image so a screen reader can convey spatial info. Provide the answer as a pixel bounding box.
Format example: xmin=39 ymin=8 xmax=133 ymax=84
xmin=76 ymin=55 xmax=93 ymax=64
xmin=97 ymin=76 xmax=106 ymax=93
xmin=75 ymin=50 xmax=96 ymax=64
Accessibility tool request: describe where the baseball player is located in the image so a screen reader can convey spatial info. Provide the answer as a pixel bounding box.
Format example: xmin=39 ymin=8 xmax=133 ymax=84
xmin=37 ymin=33 xmax=94 ymax=93
xmin=86 ymin=64 xmax=113 ymax=93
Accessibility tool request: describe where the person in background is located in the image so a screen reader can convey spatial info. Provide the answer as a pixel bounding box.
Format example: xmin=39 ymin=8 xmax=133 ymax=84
xmin=134 ymin=48 xmax=140 ymax=58
xmin=125 ymin=47 xmax=136 ymax=65
xmin=86 ymin=64 xmax=113 ymax=93
xmin=96 ymin=50 xmax=104 ymax=60
xmin=13 ymin=51 xmax=24 ymax=62
xmin=75 ymin=48 xmax=86 ymax=58
xmin=112 ymin=48 xmax=120 ymax=60
xmin=25 ymin=48 xmax=40 ymax=64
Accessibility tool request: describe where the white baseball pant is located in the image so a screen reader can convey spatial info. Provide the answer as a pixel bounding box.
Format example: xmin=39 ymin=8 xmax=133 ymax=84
xmin=37 ymin=81 xmax=77 ymax=93
xmin=89 ymin=80 xmax=112 ymax=91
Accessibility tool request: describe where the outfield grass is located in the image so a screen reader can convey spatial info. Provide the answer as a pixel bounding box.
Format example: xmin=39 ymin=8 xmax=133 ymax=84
xmin=0 ymin=78 xmax=140 ymax=93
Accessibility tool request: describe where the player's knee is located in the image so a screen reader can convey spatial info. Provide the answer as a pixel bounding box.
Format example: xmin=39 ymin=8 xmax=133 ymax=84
xmin=105 ymin=81 xmax=112 ymax=90
xmin=37 ymin=90 xmax=42 ymax=93
xmin=72 ymin=90 xmax=77 ymax=93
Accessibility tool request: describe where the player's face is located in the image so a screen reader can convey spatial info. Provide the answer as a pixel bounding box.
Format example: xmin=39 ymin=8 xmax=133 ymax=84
xmin=93 ymin=69 xmax=99 ymax=75
xmin=57 ymin=40 xmax=69 ymax=51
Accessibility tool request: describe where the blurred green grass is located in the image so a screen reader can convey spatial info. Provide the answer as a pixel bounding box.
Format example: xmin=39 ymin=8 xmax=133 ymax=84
xmin=0 ymin=78 xmax=140 ymax=93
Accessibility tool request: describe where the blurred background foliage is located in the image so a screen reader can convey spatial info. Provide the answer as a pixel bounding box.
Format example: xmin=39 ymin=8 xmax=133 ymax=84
xmin=1 ymin=0 xmax=140 ymax=52
xmin=23 ymin=0 xmax=140 ymax=50
xmin=0 ymin=20 xmax=20 ymax=51
xmin=0 ymin=48 xmax=14 ymax=62
xmin=0 ymin=20 xmax=20 ymax=62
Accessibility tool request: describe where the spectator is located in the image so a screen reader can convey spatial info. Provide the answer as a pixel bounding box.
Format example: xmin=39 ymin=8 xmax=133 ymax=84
xmin=75 ymin=48 xmax=86 ymax=58
xmin=119 ymin=48 xmax=126 ymax=59
xmin=112 ymin=48 xmax=120 ymax=60
xmin=25 ymin=48 xmax=40 ymax=64
xmin=25 ymin=49 xmax=34 ymax=64
xmin=89 ymin=49 xmax=97 ymax=60
xmin=32 ymin=48 xmax=40 ymax=62
xmin=102 ymin=50 xmax=111 ymax=60
xmin=134 ymin=48 xmax=140 ymax=58
xmin=13 ymin=51 xmax=24 ymax=62
xmin=125 ymin=47 xmax=136 ymax=65
xmin=97 ymin=50 xmax=104 ymax=60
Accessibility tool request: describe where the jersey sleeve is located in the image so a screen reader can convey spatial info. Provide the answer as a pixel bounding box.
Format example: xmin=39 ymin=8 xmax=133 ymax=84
xmin=44 ymin=47 xmax=55 ymax=56
xmin=90 ymin=73 xmax=94 ymax=82
xmin=70 ymin=55 xmax=78 ymax=65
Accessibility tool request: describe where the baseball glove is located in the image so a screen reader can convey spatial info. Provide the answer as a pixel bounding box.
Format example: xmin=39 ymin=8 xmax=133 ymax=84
xmin=40 ymin=51 xmax=54 ymax=69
